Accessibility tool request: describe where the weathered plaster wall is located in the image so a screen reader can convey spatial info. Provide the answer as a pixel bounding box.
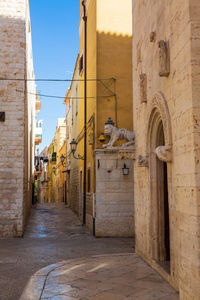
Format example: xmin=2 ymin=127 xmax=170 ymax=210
xmin=132 ymin=0 xmax=200 ymax=298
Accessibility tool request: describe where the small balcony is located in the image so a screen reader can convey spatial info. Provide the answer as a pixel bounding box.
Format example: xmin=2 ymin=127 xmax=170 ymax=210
xmin=35 ymin=94 xmax=41 ymax=115
xmin=35 ymin=124 xmax=42 ymax=145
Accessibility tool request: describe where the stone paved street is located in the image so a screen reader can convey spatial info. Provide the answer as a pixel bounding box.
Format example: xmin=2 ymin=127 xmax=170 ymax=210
xmin=0 ymin=203 xmax=132 ymax=300
xmin=0 ymin=203 xmax=179 ymax=300
xmin=20 ymin=254 xmax=179 ymax=300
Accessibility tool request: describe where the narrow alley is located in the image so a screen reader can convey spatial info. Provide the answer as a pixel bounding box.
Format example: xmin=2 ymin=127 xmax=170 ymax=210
xmin=0 ymin=204 xmax=178 ymax=300
xmin=1 ymin=0 xmax=200 ymax=299
xmin=0 ymin=204 xmax=132 ymax=300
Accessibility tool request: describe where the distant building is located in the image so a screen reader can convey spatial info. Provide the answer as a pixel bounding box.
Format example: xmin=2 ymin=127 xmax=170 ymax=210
xmin=63 ymin=55 xmax=80 ymax=212
xmin=37 ymin=146 xmax=48 ymax=203
xmin=46 ymin=118 xmax=66 ymax=203
xmin=0 ymin=0 xmax=38 ymax=237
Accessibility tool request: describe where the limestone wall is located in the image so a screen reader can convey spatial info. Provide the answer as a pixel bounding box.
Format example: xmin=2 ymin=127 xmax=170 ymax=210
xmin=0 ymin=0 xmax=35 ymax=237
xmin=95 ymin=150 xmax=134 ymax=237
xmin=132 ymin=0 xmax=200 ymax=298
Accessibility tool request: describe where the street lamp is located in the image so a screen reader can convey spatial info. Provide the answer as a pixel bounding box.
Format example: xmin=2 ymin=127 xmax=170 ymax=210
xmin=70 ymin=139 xmax=84 ymax=160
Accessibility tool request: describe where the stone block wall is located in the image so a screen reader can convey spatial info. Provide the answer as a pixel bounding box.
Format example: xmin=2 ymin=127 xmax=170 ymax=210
xmin=95 ymin=149 xmax=134 ymax=237
xmin=132 ymin=0 xmax=200 ymax=298
xmin=0 ymin=0 xmax=35 ymax=237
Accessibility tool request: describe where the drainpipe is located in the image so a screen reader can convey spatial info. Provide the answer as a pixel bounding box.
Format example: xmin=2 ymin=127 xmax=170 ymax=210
xmin=82 ymin=0 xmax=87 ymax=225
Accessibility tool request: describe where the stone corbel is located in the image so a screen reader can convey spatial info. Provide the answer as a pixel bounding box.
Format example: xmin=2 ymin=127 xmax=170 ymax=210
xmin=138 ymin=155 xmax=148 ymax=167
xmin=154 ymin=145 xmax=172 ymax=162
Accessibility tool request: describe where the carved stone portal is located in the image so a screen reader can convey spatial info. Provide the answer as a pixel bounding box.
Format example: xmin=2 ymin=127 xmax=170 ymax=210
xmin=140 ymin=73 xmax=147 ymax=103
xmin=103 ymin=117 xmax=135 ymax=149
xmin=158 ymin=40 xmax=170 ymax=77
xmin=154 ymin=145 xmax=172 ymax=162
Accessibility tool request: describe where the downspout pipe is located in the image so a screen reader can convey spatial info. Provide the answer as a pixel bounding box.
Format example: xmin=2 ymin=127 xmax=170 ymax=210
xmin=82 ymin=0 xmax=87 ymax=225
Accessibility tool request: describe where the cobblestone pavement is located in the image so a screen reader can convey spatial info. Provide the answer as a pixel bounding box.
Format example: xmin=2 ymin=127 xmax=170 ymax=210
xmin=0 ymin=203 xmax=133 ymax=300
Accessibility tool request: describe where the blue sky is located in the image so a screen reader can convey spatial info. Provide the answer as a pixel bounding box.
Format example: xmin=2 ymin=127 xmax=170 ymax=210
xmin=29 ymin=0 xmax=80 ymax=152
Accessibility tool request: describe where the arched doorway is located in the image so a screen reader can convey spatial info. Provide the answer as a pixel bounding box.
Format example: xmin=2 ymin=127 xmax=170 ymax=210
xmin=147 ymin=93 xmax=172 ymax=274
xmin=155 ymin=121 xmax=170 ymax=266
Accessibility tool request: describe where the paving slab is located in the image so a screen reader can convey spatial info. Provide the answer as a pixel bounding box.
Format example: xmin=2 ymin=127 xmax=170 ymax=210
xmin=20 ymin=253 xmax=179 ymax=300
xmin=0 ymin=203 xmax=133 ymax=300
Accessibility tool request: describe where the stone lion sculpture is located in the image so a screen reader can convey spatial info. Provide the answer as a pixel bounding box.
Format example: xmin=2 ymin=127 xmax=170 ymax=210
xmin=103 ymin=117 xmax=135 ymax=148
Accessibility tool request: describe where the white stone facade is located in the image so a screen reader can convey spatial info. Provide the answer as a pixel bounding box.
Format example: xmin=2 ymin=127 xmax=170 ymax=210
xmin=132 ymin=0 xmax=200 ymax=298
xmin=0 ymin=0 xmax=36 ymax=237
xmin=94 ymin=149 xmax=134 ymax=237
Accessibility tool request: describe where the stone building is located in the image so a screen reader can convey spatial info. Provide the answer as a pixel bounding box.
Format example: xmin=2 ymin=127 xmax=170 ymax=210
xmin=64 ymin=54 xmax=80 ymax=214
xmin=0 ymin=0 xmax=37 ymax=237
xmin=132 ymin=0 xmax=200 ymax=298
xmin=46 ymin=118 xmax=66 ymax=203
xmin=37 ymin=146 xmax=48 ymax=203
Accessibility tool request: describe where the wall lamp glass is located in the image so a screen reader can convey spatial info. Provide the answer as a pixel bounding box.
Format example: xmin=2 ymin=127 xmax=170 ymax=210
xmin=122 ymin=163 xmax=129 ymax=175
xmin=70 ymin=139 xmax=84 ymax=160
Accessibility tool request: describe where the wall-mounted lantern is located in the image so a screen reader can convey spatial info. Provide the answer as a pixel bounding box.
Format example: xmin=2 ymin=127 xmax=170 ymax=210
xmin=60 ymin=154 xmax=65 ymax=166
xmin=70 ymin=139 xmax=77 ymax=153
xmin=70 ymin=139 xmax=84 ymax=160
xmin=122 ymin=163 xmax=129 ymax=175
xmin=52 ymin=166 xmax=56 ymax=175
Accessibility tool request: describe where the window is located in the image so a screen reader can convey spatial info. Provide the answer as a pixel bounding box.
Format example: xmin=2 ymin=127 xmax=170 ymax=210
xmin=87 ymin=168 xmax=91 ymax=193
xmin=71 ymin=98 xmax=74 ymax=125
xmin=75 ymin=85 xmax=78 ymax=115
xmin=79 ymin=54 xmax=83 ymax=74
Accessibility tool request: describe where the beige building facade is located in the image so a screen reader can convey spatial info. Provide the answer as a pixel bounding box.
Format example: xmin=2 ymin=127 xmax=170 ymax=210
xmin=0 ymin=0 xmax=37 ymax=237
xmin=132 ymin=0 xmax=200 ymax=298
xmin=64 ymin=55 xmax=80 ymax=214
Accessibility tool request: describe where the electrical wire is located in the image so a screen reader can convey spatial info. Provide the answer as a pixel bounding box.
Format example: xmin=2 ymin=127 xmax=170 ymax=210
xmin=16 ymin=89 xmax=114 ymax=99
xmin=0 ymin=77 xmax=114 ymax=82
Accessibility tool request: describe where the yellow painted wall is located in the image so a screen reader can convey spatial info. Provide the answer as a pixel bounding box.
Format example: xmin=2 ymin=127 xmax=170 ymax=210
xmin=77 ymin=0 xmax=133 ymax=226
xmin=79 ymin=0 xmax=97 ymax=194
xmin=58 ymin=141 xmax=66 ymax=202
xmin=47 ymin=142 xmax=54 ymax=203
xmin=96 ymin=0 xmax=133 ymax=132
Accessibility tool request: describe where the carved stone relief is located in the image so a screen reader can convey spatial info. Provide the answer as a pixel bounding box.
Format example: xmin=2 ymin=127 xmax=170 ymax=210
xmin=154 ymin=145 xmax=172 ymax=162
xmin=103 ymin=117 xmax=135 ymax=149
xmin=118 ymin=151 xmax=135 ymax=160
xmin=158 ymin=40 xmax=170 ymax=77
xmin=140 ymin=73 xmax=147 ymax=103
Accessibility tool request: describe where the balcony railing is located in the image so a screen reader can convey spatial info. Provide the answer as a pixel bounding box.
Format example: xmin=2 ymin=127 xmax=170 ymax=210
xmin=35 ymin=99 xmax=41 ymax=114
